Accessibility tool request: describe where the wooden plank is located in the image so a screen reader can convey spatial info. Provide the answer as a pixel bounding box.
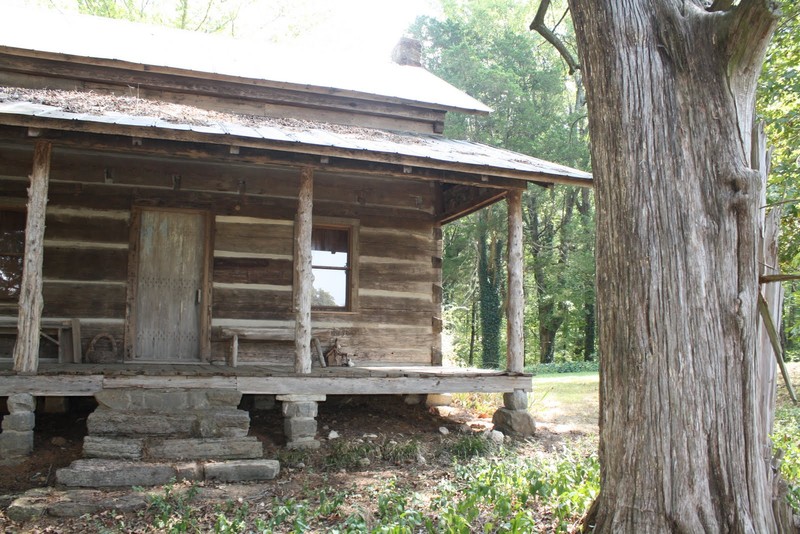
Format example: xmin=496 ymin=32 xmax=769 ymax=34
xmin=0 ymin=374 xmax=103 ymax=395
xmin=13 ymin=140 xmax=51 ymax=374
xmin=42 ymin=282 xmax=126 ymax=318
xmin=506 ymin=190 xmax=524 ymax=373
xmin=70 ymin=318 xmax=82 ymax=363
xmin=294 ymin=168 xmax=313 ymax=374
xmin=215 ymin=220 xmax=294 ymax=255
xmin=213 ymin=257 xmax=293 ymax=285
xmin=103 ymin=375 xmax=238 ymax=389
xmin=236 ymin=375 xmax=532 ymax=395
xmin=43 ymin=247 xmax=127 ymax=282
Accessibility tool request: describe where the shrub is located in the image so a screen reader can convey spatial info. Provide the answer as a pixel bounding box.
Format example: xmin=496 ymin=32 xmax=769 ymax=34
xmin=526 ymin=360 xmax=599 ymax=375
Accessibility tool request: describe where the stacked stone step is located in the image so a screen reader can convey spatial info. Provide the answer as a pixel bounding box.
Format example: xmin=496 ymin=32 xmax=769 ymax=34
xmin=82 ymin=389 xmax=262 ymax=461
xmin=0 ymin=393 xmax=36 ymax=465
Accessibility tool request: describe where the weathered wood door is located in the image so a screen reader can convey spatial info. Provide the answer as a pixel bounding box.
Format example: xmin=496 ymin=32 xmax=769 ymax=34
xmin=129 ymin=209 xmax=207 ymax=361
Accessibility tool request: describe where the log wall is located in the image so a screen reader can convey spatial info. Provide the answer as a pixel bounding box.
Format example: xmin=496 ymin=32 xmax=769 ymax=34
xmin=0 ymin=142 xmax=440 ymax=366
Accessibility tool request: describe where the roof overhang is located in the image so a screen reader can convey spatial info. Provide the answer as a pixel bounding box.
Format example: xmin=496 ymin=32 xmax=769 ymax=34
xmin=0 ymin=95 xmax=592 ymax=191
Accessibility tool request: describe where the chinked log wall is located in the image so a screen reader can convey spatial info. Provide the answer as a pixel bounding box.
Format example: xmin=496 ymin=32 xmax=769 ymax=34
xmin=0 ymin=142 xmax=442 ymax=366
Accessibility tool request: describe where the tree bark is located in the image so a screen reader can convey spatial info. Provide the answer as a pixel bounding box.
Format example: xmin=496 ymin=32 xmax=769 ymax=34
xmin=568 ymin=1 xmax=781 ymax=531
xmin=13 ymin=140 xmax=51 ymax=374
xmin=294 ymin=167 xmax=313 ymax=374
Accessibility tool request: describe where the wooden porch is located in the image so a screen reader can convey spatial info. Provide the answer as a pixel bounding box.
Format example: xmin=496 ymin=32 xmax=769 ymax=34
xmin=0 ymin=362 xmax=532 ymax=397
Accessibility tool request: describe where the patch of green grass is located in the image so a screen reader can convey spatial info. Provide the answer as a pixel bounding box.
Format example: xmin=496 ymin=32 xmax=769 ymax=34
xmin=381 ymin=438 xmax=421 ymax=463
xmin=773 ymin=404 xmax=800 ymax=513
xmin=446 ymin=434 xmax=495 ymax=459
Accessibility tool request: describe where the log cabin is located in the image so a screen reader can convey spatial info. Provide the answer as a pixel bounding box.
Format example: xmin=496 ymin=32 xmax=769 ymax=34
xmin=0 ymin=8 xmax=591 ymax=464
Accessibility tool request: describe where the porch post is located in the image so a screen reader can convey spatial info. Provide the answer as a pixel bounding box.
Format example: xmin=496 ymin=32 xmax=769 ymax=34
xmin=506 ymin=189 xmax=524 ymax=373
xmin=13 ymin=140 xmax=52 ymax=374
xmin=294 ymin=167 xmax=314 ymax=374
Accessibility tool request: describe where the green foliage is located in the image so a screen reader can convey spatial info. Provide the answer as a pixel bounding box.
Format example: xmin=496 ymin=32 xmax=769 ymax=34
xmin=413 ymin=0 xmax=595 ymax=368
xmin=143 ymin=480 xmax=200 ymax=533
xmin=527 ymin=360 xmax=599 ymax=375
xmin=773 ymin=405 xmax=800 ymax=513
xmin=446 ymin=434 xmax=495 ymax=459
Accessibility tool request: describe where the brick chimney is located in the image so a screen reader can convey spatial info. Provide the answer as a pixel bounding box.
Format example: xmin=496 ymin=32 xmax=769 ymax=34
xmin=392 ymin=37 xmax=422 ymax=67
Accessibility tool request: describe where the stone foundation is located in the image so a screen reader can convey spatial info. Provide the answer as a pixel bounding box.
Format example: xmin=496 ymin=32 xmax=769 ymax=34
xmin=0 ymin=393 xmax=36 ymax=465
xmin=277 ymin=394 xmax=325 ymax=449
xmin=492 ymin=389 xmax=535 ymax=437
xmin=82 ymin=389 xmax=262 ymax=461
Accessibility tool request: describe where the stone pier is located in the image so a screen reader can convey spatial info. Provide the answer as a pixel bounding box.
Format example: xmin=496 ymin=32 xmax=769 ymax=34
xmin=492 ymin=389 xmax=536 ymax=437
xmin=82 ymin=388 xmax=262 ymax=461
xmin=0 ymin=393 xmax=36 ymax=465
xmin=277 ymin=394 xmax=325 ymax=449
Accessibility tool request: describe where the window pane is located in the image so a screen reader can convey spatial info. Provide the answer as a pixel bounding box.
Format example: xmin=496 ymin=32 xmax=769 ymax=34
xmin=0 ymin=210 xmax=25 ymax=300
xmin=311 ymin=249 xmax=348 ymax=268
xmin=312 ymin=268 xmax=347 ymax=307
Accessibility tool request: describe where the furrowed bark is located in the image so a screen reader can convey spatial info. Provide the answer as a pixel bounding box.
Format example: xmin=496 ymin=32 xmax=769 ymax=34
xmin=567 ymin=1 xmax=781 ymax=531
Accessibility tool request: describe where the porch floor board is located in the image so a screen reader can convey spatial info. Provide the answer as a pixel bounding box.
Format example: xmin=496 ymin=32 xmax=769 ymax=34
xmin=0 ymin=362 xmax=532 ymax=396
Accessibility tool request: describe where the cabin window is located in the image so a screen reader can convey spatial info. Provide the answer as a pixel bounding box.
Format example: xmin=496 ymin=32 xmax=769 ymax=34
xmin=311 ymin=226 xmax=351 ymax=311
xmin=0 ymin=209 xmax=26 ymax=301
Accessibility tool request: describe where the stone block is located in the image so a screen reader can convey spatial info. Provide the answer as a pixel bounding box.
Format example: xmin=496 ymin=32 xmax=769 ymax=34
xmin=206 ymin=390 xmax=243 ymax=407
xmin=0 ymin=429 xmax=34 ymax=455
xmin=7 ymin=393 xmax=35 ymax=414
xmin=276 ymin=394 xmax=326 ymax=402
xmin=204 ymin=459 xmax=280 ymax=482
xmin=95 ymin=389 xmax=241 ymax=411
xmin=252 ymin=395 xmax=276 ymax=410
xmin=56 ymin=459 xmax=177 ymax=487
xmin=175 ymin=462 xmax=204 ymax=481
xmin=147 ymin=437 xmax=262 ymax=460
xmin=47 ymin=490 xmax=147 ymax=517
xmin=403 ymin=394 xmax=423 ymax=405
xmin=3 ymin=412 xmax=36 ymax=432
xmin=196 ymin=410 xmax=250 ymax=438
xmin=492 ymin=408 xmax=536 ymax=437
xmin=503 ymin=390 xmax=529 ymax=411
xmin=284 ymin=417 xmax=317 ymax=441
xmin=281 ymin=401 xmax=318 ymax=418
xmin=6 ymin=490 xmax=50 ymax=522
xmin=425 ymin=393 xmax=453 ymax=407
xmin=87 ymin=409 xmax=196 ymax=436
xmin=83 ymin=436 xmax=143 ymax=459
xmin=286 ymin=438 xmax=321 ymax=450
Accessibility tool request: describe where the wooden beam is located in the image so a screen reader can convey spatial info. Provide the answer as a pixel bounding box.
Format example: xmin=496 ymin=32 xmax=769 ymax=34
xmin=294 ymin=168 xmax=314 ymax=374
xmin=506 ymin=189 xmax=524 ymax=373
xmin=12 ymin=140 xmax=52 ymax=374
xmin=758 ymin=293 xmax=798 ymax=403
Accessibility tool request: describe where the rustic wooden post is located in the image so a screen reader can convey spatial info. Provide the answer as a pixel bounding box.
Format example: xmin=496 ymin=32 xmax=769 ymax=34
xmin=294 ymin=167 xmax=314 ymax=374
xmin=13 ymin=140 xmax=52 ymax=374
xmin=506 ymin=189 xmax=524 ymax=373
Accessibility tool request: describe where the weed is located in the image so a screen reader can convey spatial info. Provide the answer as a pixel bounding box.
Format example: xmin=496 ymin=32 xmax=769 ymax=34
xmin=773 ymin=405 xmax=800 ymax=512
xmin=144 ymin=479 xmax=200 ymax=533
xmin=381 ymin=438 xmax=420 ymax=463
xmin=324 ymin=440 xmax=377 ymax=470
xmin=447 ymin=434 xmax=494 ymax=459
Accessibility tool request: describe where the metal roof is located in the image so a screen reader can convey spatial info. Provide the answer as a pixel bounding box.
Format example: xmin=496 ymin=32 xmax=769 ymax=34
xmin=1 ymin=5 xmax=491 ymax=115
xmin=0 ymin=97 xmax=592 ymax=186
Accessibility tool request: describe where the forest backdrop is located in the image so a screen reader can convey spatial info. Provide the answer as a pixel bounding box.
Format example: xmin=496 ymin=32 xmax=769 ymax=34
xmin=17 ymin=0 xmax=800 ymax=369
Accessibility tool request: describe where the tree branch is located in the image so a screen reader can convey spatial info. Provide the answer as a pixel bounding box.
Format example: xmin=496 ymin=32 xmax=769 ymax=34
xmin=529 ymin=0 xmax=581 ymax=74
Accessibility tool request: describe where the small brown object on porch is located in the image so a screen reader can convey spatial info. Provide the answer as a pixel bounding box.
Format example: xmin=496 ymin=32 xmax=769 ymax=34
xmin=325 ymin=338 xmax=353 ymax=367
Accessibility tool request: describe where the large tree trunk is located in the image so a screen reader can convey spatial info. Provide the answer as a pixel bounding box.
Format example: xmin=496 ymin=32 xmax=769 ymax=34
xmin=568 ymin=1 xmax=782 ymax=531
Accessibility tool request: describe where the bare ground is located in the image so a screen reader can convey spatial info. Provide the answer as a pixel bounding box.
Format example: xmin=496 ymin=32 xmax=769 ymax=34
xmin=0 ymin=390 xmax=598 ymax=532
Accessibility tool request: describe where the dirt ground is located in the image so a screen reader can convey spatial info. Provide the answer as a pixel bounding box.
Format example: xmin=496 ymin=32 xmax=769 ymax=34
xmin=0 ymin=391 xmax=597 ymax=532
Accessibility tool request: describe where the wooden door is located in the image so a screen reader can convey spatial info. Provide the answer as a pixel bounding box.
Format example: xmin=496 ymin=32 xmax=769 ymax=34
xmin=130 ymin=209 xmax=207 ymax=361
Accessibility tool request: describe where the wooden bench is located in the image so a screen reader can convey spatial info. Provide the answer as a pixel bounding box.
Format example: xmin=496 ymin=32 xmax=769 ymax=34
xmin=220 ymin=327 xmax=329 ymax=368
xmin=0 ymin=317 xmax=82 ymax=363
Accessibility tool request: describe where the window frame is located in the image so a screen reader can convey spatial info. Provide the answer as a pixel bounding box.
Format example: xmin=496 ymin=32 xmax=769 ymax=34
xmin=309 ymin=217 xmax=359 ymax=314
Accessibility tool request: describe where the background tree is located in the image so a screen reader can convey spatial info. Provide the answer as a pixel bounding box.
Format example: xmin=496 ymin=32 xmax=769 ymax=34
xmin=413 ymin=0 xmax=593 ymax=368
xmin=757 ymin=0 xmax=800 ymax=360
xmin=565 ymin=0 xmax=790 ymax=530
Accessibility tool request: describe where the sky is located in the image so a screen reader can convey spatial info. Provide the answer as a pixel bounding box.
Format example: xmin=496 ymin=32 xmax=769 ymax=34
xmin=9 ymin=0 xmax=441 ymax=63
